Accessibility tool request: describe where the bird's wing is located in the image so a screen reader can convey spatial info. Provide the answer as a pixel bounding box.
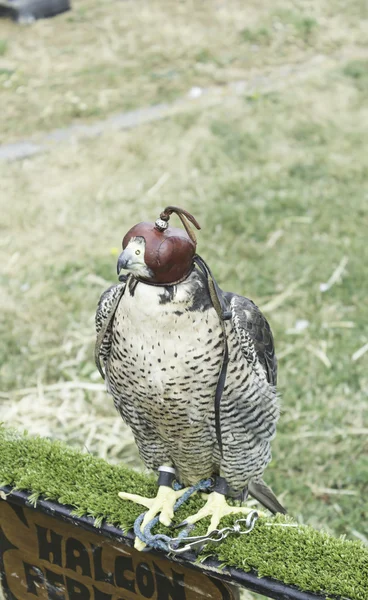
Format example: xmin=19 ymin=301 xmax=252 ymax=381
xmin=95 ymin=279 xmax=126 ymax=377
xmin=225 ymin=292 xmax=277 ymax=386
xmin=223 ymin=292 xmax=285 ymax=513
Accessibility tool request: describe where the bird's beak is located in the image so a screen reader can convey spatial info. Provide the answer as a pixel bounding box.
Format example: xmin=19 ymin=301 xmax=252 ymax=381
xmin=117 ymin=249 xmax=129 ymax=275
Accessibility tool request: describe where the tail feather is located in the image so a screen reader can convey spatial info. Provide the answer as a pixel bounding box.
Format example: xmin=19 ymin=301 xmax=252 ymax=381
xmin=248 ymin=479 xmax=287 ymax=515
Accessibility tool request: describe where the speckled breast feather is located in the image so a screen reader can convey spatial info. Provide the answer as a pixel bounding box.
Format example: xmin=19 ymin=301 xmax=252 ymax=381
xmin=96 ymin=268 xmax=280 ymax=492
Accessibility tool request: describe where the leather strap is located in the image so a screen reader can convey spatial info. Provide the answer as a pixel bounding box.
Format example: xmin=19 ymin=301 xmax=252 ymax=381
xmin=133 ymin=267 xmax=195 ymax=288
xmin=94 ymin=277 xmax=129 ymax=379
xmin=193 ymin=255 xmax=231 ymax=457
xmin=159 ymin=206 xmax=201 ymax=244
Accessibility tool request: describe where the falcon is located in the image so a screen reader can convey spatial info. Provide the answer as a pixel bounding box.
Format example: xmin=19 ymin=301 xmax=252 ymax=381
xmin=95 ymin=206 xmax=285 ymax=550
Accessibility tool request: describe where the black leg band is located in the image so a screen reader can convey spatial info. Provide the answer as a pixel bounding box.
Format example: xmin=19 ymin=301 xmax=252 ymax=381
xmin=211 ymin=475 xmax=230 ymax=496
xmin=157 ymin=466 xmax=176 ymax=488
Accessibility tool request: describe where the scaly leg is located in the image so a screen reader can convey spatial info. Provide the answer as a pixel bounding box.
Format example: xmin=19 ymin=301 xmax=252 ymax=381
xmin=184 ymin=491 xmax=265 ymax=534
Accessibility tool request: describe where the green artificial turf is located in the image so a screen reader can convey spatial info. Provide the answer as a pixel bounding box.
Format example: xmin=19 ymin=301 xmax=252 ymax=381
xmin=0 ymin=426 xmax=367 ymax=599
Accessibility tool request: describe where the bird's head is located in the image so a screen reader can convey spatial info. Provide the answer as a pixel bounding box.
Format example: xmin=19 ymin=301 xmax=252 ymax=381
xmin=117 ymin=207 xmax=201 ymax=285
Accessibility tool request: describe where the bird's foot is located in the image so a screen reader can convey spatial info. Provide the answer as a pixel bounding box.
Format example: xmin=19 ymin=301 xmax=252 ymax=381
xmin=183 ymin=491 xmax=265 ymax=534
xmin=119 ymin=485 xmax=189 ymax=551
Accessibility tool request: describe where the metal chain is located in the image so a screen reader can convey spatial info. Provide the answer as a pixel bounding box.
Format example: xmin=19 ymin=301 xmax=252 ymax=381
xmin=167 ymin=510 xmax=259 ymax=554
xmin=133 ymin=477 xmax=259 ymax=554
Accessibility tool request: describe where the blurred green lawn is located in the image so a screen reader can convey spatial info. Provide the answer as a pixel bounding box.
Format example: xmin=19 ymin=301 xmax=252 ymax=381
xmin=0 ymin=0 xmax=367 ymax=569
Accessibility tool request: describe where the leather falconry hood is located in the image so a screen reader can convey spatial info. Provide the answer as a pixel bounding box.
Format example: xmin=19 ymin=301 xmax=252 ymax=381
xmin=122 ymin=206 xmax=201 ymax=284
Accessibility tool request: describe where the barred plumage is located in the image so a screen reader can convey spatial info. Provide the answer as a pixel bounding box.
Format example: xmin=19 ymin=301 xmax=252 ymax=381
xmin=96 ymin=267 xmax=283 ymax=509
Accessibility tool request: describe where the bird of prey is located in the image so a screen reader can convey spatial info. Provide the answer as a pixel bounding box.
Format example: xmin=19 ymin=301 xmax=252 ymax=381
xmin=95 ymin=206 xmax=285 ymax=550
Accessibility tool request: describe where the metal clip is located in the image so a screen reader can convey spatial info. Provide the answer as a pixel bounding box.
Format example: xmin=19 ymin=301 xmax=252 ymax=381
xmin=168 ymin=510 xmax=259 ymax=554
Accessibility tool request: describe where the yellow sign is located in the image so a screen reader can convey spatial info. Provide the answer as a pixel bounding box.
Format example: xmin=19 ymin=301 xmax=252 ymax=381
xmin=0 ymin=500 xmax=237 ymax=600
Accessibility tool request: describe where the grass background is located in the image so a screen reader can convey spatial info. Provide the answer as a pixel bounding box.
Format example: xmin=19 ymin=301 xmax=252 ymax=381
xmin=0 ymin=1 xmax=367 ymax=597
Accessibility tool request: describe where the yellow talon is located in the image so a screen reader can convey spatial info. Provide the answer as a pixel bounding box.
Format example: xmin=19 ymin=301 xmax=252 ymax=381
xmin=185 ymin=491 xmax=265 ymax=534
xmin=119 ymin=485 xmax=190 ymax=550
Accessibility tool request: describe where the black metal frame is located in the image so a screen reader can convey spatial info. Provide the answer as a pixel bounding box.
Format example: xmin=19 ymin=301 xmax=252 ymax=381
xmin=0 ymin=487 xmax=335 ymax=600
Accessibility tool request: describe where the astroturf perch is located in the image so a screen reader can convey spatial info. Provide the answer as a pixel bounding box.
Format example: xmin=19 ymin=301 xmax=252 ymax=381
xmin=0 ymin=427 xmax=368 ymax=600
xmin=95 ymin=206 xmax=286 ymax=551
